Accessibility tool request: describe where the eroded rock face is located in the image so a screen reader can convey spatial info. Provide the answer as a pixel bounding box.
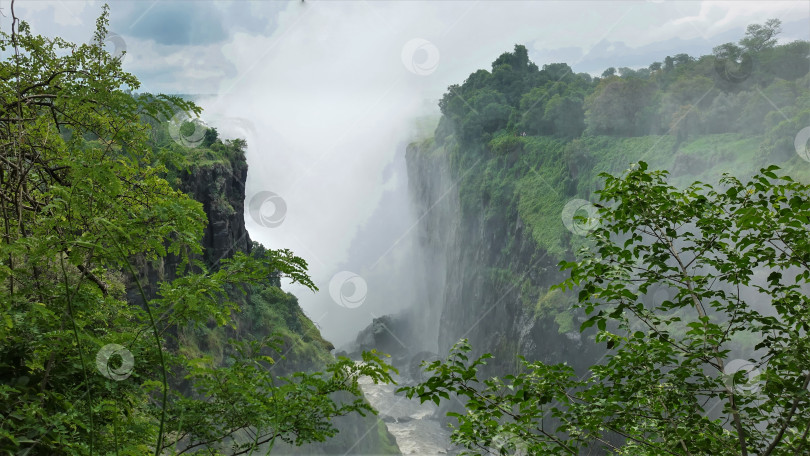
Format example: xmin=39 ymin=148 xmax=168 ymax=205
xmin=128 ymin=145 xmax=401 ymax=455
xmin=127 ymin=152 xmax=252 ymax=305
xmin=343 ymin=312 xmax=429 ymax=374
xmin=405 ymin=141 xmax=601 ymax=378
xmin=178 ymin=158 xmax=251 ymax=267
xmin=351 ymin=315 xmax=411 ymax=358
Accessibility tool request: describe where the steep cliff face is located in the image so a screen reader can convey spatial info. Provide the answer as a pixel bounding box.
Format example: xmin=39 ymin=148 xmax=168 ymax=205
xmin=405 ymin=138 xmax=601 ymax=377
xmin=398 ymin=40 xmax=810 ymax=381
xmin=179 ymin=153 xmax=252 ymax=266
xmin=132 ymin=139 xmax=400 ymax=455
xmin=128 ymin=146 xmax=254 ymax=303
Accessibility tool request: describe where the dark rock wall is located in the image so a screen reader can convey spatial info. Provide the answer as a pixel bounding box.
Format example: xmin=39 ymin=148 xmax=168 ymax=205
xmin=178 ymin=157 xmax=252 ymax=267
xmin=406 ymin=141 xmax=601 ymax=377
xmin=127 ymin=152 xmax=251 ymax=305
xmin=127 ymin=145 xmax=399 ymax=455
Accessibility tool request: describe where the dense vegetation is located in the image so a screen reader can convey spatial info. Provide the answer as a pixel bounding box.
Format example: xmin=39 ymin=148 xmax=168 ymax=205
xmin=405 ymin=163 xmax=810 ymax=455
xmin=0 ymin=6 xmax=397 ymax=455
xmin=439 ymin=18 xmax=806 ymax=145
xmin=417 ymin=18 xmax=810 ymax=325
xmin=438 ymin=20 xmax=807 ymax=214
xmin=405 ymin=18 xmax=810 ymax=455
xmin=3 ymin=2 xmax=808 ymax=454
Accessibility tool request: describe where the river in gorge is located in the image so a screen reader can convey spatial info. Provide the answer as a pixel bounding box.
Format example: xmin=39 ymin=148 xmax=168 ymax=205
xmin=357 ymin=373 xmax=459 ymax=455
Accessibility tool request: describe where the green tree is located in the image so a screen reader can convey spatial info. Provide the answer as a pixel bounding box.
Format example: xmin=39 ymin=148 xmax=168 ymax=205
xmin=542 ymin=63 xmax=574 ymax=82
xmin=403 ymin=162 xmax=810 ymax=455
xmin=202 ymin=127 xmax=220 ymax=147
xmin=585 ymin=78 xmax=654 ymax=136
xmin=518 ymin=86 xmax=553 ymax=135
xmin=672 ymin=53 xmax=694 ymax=67
xmin=713 ymin=42 xmax=744 ymax=61
xmin=740 ymin=18 xmax=782 ymax=53
xmin=491 ymin=45 xmax=540 ymax=105
xmin=617 ymin=67 xmax=637 ymax=78
xmin=544 ymin=94 xmax=585 ymax=139
xmin=0 ymin=4 xmax=393 ymax=455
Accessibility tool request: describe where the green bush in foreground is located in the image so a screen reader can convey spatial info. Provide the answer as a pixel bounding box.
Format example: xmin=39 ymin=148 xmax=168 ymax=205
xmin=0 ymin=5 xmax=393 ymax=455
xmin=404 ymin=162 xmax=810 ymax=455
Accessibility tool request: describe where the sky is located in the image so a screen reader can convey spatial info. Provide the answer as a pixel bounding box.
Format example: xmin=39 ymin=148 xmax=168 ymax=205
xmin=10 ymin=0 xmax=810 ymax=345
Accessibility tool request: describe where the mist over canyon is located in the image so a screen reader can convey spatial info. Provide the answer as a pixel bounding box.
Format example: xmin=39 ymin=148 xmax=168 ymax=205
xmin=4 ymin=1 xmax=810 ymax=455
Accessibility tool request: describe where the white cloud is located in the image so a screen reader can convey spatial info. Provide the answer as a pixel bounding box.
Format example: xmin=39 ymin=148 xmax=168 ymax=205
xmin=670 ymin=0 xmax=800 ymax=38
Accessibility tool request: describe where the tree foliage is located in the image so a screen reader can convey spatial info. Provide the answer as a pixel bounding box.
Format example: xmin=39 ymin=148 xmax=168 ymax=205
xmin=740 ymin=19 xmax=782 ymax=53
xmin=437 ymin=18 xmax=807 ymax=147
xmin=403 ymin=163 xmax=810 ymax=455
xmin=0 ymin=4 xmax=394 ymax=455
xmin=438 ymin=45 xmax=589 ymax=144
xmin=584 ymin=77 xmax=655 ymax=136
xmin=404 ymin=17 xmax=810 ymax=455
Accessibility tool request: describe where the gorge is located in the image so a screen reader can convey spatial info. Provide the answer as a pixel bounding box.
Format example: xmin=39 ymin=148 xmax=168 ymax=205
xmin=320 ymin=34 xmax=810 ymax=454
xmin=3 ymin=3 xmax=810 ymax=454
